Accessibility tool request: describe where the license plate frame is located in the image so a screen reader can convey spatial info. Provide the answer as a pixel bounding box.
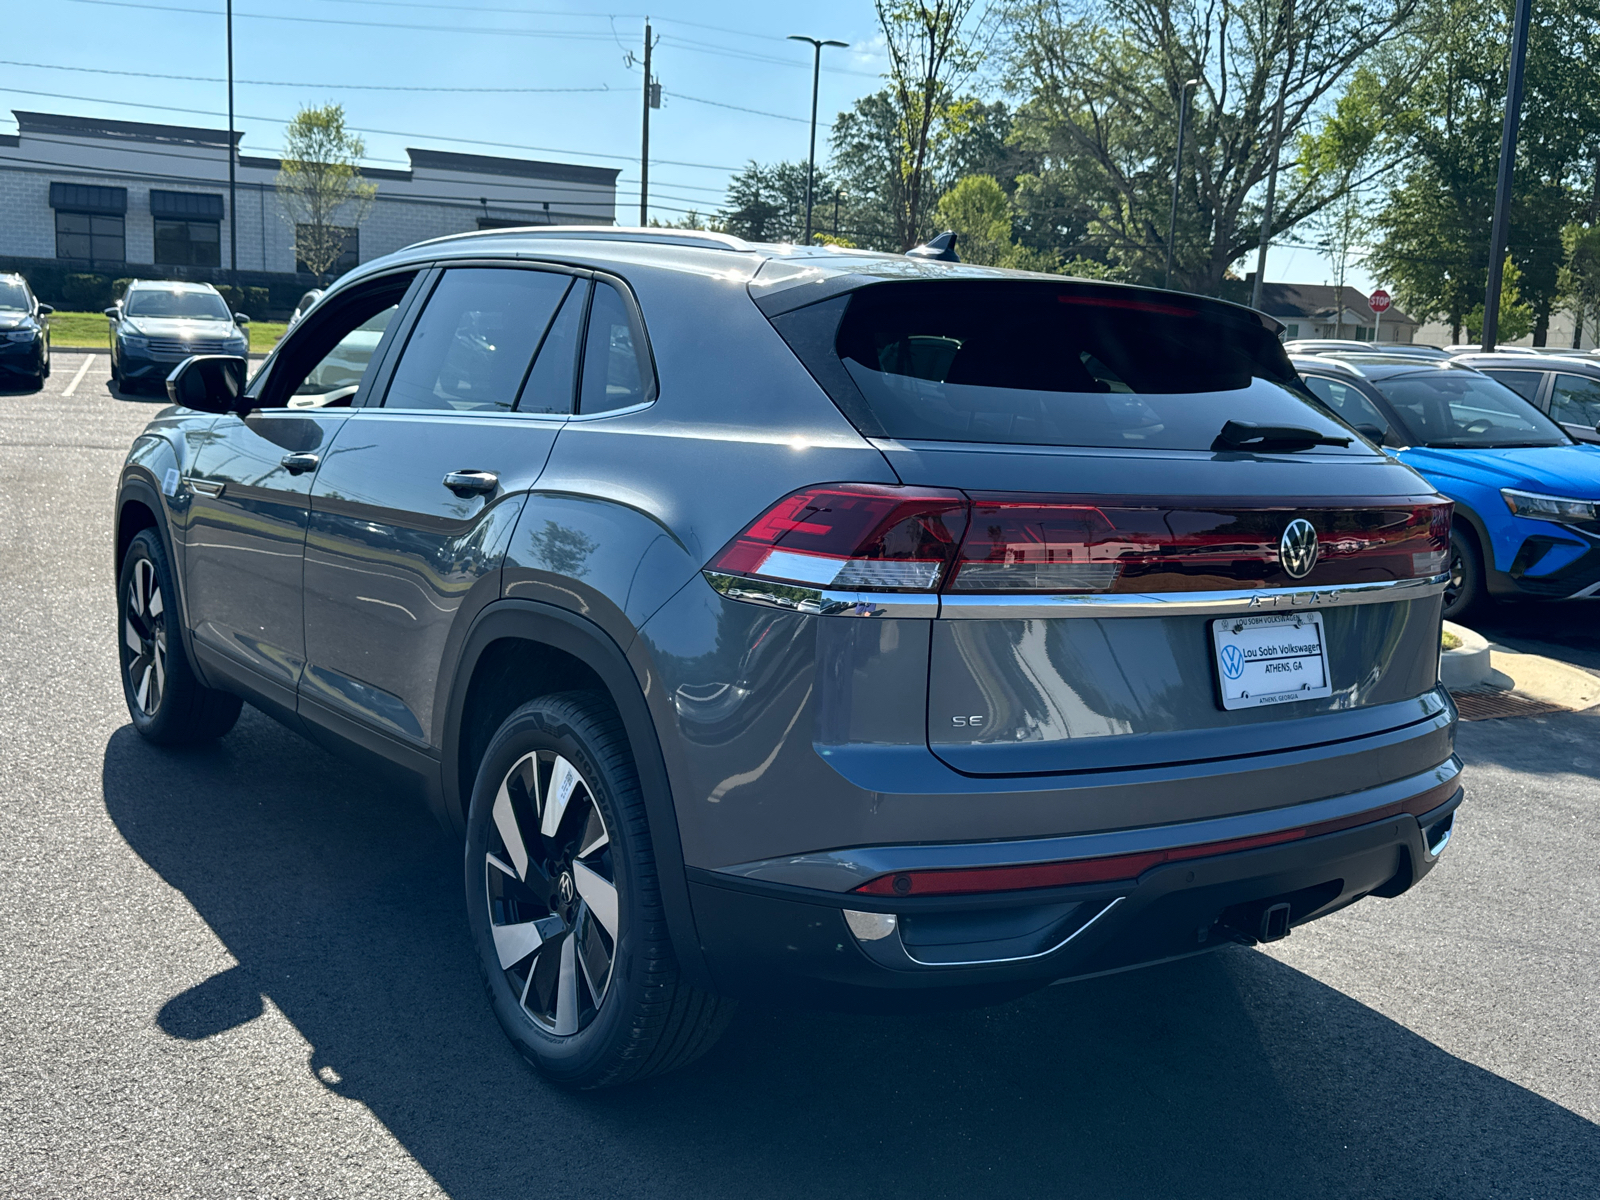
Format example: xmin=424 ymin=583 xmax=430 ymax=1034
xmin=1211 ymin=611 xmax=1332 ymax=711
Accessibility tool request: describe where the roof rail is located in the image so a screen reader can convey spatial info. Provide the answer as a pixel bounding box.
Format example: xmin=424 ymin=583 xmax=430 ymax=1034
xmin=414 ymin=224 xmax=756 ymax=253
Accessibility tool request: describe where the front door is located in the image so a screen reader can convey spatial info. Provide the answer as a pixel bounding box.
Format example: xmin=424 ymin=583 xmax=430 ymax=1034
xmin=300 ymin=265 xmax=587 ymax=751
xmin=181 ymin=271 xmax=421 ymax=716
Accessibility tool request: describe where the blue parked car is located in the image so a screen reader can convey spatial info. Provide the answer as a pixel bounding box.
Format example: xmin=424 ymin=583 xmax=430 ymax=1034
xmin=1294 ymin=353 xmax=1600 ymax=620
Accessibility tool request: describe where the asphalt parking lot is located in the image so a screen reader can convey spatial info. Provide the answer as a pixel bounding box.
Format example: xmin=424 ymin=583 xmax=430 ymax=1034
xmin=2 ymin=353 xmax=1598 ymax=1198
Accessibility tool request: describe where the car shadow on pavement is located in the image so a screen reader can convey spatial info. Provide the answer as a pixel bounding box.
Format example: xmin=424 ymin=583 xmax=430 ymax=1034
xmin=102 ymin=709 xmax=1600 ymax=1200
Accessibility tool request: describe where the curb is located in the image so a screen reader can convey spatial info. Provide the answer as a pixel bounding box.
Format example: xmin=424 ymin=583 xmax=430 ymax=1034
xmin=1440 ymin=621 xmax=1490 ymax=689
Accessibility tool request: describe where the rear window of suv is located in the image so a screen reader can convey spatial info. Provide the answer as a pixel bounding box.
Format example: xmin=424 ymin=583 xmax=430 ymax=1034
xmin=773 ymin=280 xmax=1367 ymax=453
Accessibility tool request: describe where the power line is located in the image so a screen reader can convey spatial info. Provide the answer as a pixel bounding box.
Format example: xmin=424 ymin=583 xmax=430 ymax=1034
xmin=0 ymin=86 xmax=740 ymax=171
xmin=0 ymin=59 xmax=614 ymax=94
xmin=665 ymin=92 xmax=806 ymax=123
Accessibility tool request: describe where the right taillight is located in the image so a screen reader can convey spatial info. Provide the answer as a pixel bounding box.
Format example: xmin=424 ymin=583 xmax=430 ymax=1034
xmin=710 ymin=487 xmax=1453 ymax=595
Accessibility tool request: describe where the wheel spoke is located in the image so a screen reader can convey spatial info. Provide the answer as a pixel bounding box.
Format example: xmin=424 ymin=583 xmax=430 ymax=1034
xmin=577 ymin=807 xmax=609 ymax=859
xmin=153 ymin=640 xmax=166 ymax=702
xmin=492 ymin=775 xmax=531 ymax=880
xmin=125 ymin=618 xmax=144 ymax=656
xmin=553 ymin=930 xmax=580 ymax=1035
xmin=542 ymin=755 xmax=581 ymax=838
xmin=147 ymin=586 xmax=163 ymax=618
xmin=491 ymin=918 xmax=546 ymax=970
xmin=572 ymin=860 xmax=618 ymax=940
xmin=575 ymin=902 xmax=602 ymax=1001
xmin=135 ymin=663 xmax=152 ymax=712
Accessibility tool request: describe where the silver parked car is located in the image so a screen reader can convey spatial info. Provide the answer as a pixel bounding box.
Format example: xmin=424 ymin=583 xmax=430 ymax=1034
xmin=114 ymin=229 xmax=1462 ymax=1088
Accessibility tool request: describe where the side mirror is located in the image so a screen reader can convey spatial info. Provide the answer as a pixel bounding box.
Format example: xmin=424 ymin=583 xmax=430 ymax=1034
xmin=1354 ymin=422 xmax=1389 ymax=444
xmin=103 ymin=306 xmax=120 ymax=319
xmin=167 ymin=355 xmax=249 ymax=413
xmin=233 ymin=312 xmax=251 ymax=325
xmin=37 ymin=303 xmax=54 ymax=317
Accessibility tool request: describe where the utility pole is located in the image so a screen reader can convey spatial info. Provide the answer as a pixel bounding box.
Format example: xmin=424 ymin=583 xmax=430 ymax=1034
xmin=788 ymin=35 xmax=847 ymax=245
xmin=1482 ymin=0 xmax=1533 ymax=351
xmin=639 ymin=21 xmax=657 ymax=227
xmin=226 ymin=0 xmax=237 ymax=281
xmin=1252 ymin=0 xmax=1295 ymax=310
xmin=1165 ymin=78 xmax=1199 ymax=290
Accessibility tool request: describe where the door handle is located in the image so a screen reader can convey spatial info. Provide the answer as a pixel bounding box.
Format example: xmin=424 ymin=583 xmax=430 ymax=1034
xmin=443 ymin=470 xmax=499 ymax=497
xmin=281 ymin=452 xmax=320 ymax=475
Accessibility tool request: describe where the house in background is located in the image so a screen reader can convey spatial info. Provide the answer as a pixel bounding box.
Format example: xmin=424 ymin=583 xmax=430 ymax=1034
xmin=1245 ymin=282 xmax=1420 ymax=343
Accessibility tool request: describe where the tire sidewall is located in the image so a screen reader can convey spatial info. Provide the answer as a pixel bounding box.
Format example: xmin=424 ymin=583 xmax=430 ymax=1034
xmin=464 ymin=698 xmax=646 ymax=1084
xmin=118 ymin=529 xmax=174 ymax=738
xmin=1443 ymin=525 xmax=1483 ymax=621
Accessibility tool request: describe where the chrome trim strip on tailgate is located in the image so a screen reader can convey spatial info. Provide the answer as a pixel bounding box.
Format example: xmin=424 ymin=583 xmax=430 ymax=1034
xmin=705 ymin=570 xmax=1448 ymax=620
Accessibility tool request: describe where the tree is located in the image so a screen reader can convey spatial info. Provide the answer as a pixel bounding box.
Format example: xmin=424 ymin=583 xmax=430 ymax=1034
xmin=1005 ymin=0 xmax=1423 ymax=292
xmin=716 ymin=161 xmax=823 ymax=243
xmin=1560 ymin=221 xmax=1600 ymax=348
xmin=1365 ymin=0 xmax=1600 ymax=342
xmin=1465 ymin=255 xmax=1534 ymax=342
xmin=875 ymin=0 xmax=990 ymax=248
xmin=935 ymin=174 xmax=1014 ymax=264
xmin=1307 ymin=188 xmax=1370 ymax=337
xmin=276 ymin=105 xmax=376 ymax=280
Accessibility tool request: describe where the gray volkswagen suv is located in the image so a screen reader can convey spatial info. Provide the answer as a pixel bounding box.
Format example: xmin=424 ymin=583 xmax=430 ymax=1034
xmin=114 ymin=229 xmax=1463 ymax=1089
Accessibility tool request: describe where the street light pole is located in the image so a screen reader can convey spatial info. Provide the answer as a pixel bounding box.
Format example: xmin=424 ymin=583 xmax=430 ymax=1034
xmin=1482 ymin=0 xmax=1533 ymax=351
xmin=788 ymin=35 xmax=848 ymax=245
xmin=1165 ymin=78 xmax=1199 ymax=290
xmin=226 ymin=0 xmax=237 ymax=281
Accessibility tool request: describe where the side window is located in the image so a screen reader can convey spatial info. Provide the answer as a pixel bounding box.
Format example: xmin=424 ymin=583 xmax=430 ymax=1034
xmin=1482 ymin=369 xmax=1544 ymax=404
xmin=1301 ymin=375 xmax=1389 ymax=433
xmin=384 ymin=268 xmax=570 ymax=412
xmin=290 ymin=306 xmax=397 ymax=407
xmin=516 ymin=279 xmax=586 ymax=415
xmin=1550 ymin=373 xmax=1600 ymax=429
xmin=260 ymin=271 xmax=418 ymax=409
xmin=579 ymin=280 xmax=652 ymax=413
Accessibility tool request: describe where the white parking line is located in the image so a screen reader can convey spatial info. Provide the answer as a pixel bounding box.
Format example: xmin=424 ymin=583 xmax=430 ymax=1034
xmin=61 ymin=355 xmax=95 ymax=397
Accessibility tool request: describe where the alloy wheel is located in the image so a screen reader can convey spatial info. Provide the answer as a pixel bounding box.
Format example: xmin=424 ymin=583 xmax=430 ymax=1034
xmin=1443 ymin=545 xmax=1466 ymax=611
xmin=123 ymin=557 xmax=167 ymax=716
xmin=485 ymin=751 xmax=619 ymax=1036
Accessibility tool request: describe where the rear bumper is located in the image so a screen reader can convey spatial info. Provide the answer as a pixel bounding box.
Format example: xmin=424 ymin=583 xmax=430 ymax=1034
xmin=685 ymin=762 xmax=1462 ymax=1006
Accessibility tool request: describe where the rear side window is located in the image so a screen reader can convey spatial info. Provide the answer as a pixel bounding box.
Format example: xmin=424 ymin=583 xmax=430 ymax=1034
xmin=776 ymin=281 xmax=1366 ymax=452
xmin=384 ymin=268 xmax=569 ymax=412
xmin=1550 ymin=373 xmax=1600 ymax=429
xmin=1481 ymin=368 xmax=1544 ymax=403
xmin=579 ymin=281 xmax=653 ymax=413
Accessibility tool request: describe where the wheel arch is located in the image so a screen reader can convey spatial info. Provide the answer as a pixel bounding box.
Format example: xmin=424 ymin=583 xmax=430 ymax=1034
xmin=115 ymin=473 xmax=213 ymax=688
xmin=442 ymin=599 xmax=712 ymax=989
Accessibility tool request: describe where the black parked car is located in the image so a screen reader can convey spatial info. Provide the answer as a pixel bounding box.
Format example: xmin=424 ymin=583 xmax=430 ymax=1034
xmin=107 ymin=280 xmax=249 ymax=393
xmin=115 ymin=229 xmax=1462 ymax=1089
xmin=0 ymin=273 xmax=53 ymax=387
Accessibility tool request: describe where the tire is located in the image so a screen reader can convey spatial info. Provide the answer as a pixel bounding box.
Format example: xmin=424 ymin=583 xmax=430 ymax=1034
xmin=117 ymin=529 xmax=243 ymax=744
xmin=1442 ymin=524 xmax=1485 ymax=621
xmin=464 ymin=691 xmax=735 ymax=1089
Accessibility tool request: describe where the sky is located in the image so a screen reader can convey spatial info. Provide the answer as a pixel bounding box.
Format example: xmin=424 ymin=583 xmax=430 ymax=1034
xmin=0 ymin=0 xmax=1364 ymax=291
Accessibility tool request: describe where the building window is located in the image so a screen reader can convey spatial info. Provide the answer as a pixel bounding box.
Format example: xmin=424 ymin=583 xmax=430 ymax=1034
xmin=154 ymin=219 xmax=222 ymax=267
xmin=1284 ymin=323 xmax=1300 ymax=338
xmin=55 ymin=211 xmax=125 ymax=265
xmin=295 ymin=225 xmax=359 ymax=277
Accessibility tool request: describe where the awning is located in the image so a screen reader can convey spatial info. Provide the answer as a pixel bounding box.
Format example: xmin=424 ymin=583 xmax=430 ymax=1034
xmin=49 ymin=182 xmax=127 ymax=215
xmin=149 ymin=190 xmax=225 ymax=219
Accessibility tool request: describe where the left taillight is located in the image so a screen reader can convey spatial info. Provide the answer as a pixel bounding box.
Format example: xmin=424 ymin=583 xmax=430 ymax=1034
xmin=706 ymin=484 xmax=969 ymax=592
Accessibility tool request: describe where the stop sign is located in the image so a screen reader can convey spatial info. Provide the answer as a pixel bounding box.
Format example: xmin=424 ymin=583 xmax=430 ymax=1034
xmin=1369 ymin=288 xmax=1392 ymax=314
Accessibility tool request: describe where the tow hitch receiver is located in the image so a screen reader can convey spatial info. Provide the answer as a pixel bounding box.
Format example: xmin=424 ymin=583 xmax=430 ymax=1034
xmin=1258 ymin=902 xmax=1292 ymax=943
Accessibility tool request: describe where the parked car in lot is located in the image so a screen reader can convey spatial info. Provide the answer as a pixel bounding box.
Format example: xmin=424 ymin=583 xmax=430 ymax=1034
xmin=1448 ymin=351 xmax=1600 ymax=445
xmin=115 ymin=230 xmax=1463 ymax=1088
xmin=0 ymin=272 xmax=53 ymax=387
xmin=1283 ymin=339 xmax=1448 ymax=360
xmin=288 ymin=288 xmax=323 ymax=329
xmin=1294 ymin=353 xmax=1600 ymax=618
xmin=107 ymin=280 xmax=249 ymax=393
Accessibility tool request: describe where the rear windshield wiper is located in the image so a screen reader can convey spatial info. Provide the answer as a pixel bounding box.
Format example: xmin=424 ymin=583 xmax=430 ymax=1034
xmin=1212 ymin=420 xmax=1352 ymax=453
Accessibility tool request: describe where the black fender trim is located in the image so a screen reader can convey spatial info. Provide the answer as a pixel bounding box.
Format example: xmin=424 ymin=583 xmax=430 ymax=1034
xmin=115 ymin=472 xmax=212 ymax=691
xmin=441 ymin=599 xmax=713 ymax=990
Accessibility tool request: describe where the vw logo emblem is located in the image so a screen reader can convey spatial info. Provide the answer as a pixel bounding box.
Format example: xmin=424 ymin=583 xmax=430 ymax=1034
xmin=1220 ymin=644 xmax=1245 ymax=680
xmin=1279 ymin=518 xmax=1319 ymax=579
xmin=558 ymin=872 xmax=575 ymax=905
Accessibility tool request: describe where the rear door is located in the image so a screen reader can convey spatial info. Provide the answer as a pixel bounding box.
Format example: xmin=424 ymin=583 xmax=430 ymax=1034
xmin=299 ymin=264 xmax=586 ymax=751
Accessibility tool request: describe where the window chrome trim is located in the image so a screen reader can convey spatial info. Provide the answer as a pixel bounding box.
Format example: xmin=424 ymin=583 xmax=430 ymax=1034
xmin=705 ymin=570 xmax=1448 ymax=620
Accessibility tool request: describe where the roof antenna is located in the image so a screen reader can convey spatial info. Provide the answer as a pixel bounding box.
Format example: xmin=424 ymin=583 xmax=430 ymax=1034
xmin=906 ymin=231 xmax=960 ymax=262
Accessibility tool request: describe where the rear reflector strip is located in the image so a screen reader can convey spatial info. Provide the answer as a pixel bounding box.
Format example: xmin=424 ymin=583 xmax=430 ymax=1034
xmin=851 ymin=779 xmax=1462 ymax=897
